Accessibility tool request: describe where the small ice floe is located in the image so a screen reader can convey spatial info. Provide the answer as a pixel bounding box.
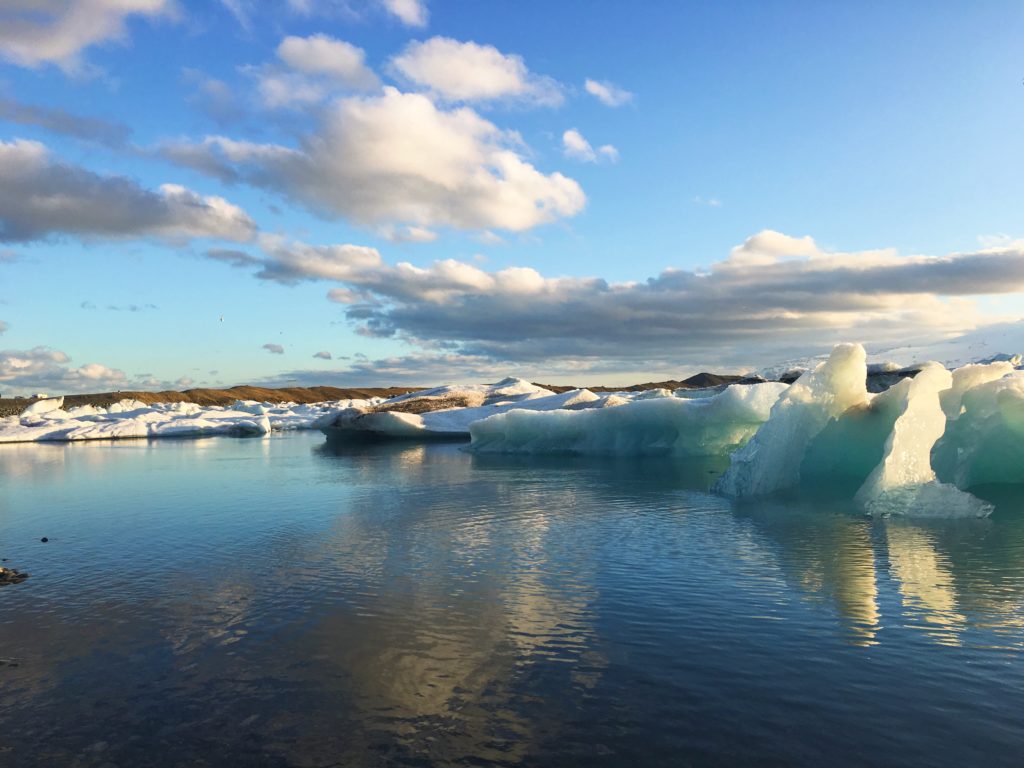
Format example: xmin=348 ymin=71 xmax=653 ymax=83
xmin=321 ymin=378 xmax=608 ymax=440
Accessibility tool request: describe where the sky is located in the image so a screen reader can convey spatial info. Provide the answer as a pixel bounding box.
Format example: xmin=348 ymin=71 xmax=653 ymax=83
xmin=0 ymin=0 xmax=1022 ymax=394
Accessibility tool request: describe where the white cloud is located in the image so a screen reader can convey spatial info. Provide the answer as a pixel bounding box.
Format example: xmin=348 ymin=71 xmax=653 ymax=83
xmin=262 ymin=343 xmax=284 ymax=354
xmin=390 ymin=37 xmax=562 ymax=106
xmin=164 ymin=88 xmax=585 ymax=232
xmin=276 ymin=34 xmax=378 ymax=89
xmin=584 ymin=78 xmax=633 ymax=107
xmin=0 ymin=139 xmax=256 ymax=243
xmin=380 ymin=225 xmax=438 ymax=243
xmin=0 ymin=320 xmax=7 ymax=335
xmin=218 ymin=230 xmax=1024 ymax=373
xmin=381 ymin=0 xmax=427 ymax=27
xmin=313 ymin=350 xmax=332 ymax=359
xmin=692 ymin=195 xmax=722 ymax=207
xmin=0 ymin=0 xmax=176 ymax=73
xmin=0 ymin=346 xmax=121 ymax=393
xmin=247 ymin=35 xmax=377 ymax=109
xmin=562 ymin=129 xmax=618 ymax=163
xmin=0 ymin=345 xmax=206 ymax=394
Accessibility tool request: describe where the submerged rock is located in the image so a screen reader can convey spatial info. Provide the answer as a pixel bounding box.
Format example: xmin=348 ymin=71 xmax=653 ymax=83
xmin=0 ymin=566 xmax=29 ymax=585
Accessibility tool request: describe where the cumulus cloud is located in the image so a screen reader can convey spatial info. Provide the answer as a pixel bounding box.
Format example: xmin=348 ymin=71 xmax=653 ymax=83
xmin=0 ymin=345 xmax=206 ymax=394
xmin=0 ymin=97 xmax=131 ymax=146
xmin=0 ymin=139 xmax=256 ymax=243
xmin=584 ymin=78 xmax=633 ymax=107
xmin=313 ymin=350 xmax=332 ymax=359
xmin=0 ymin=0 xmax=176 ymax=73
xmin=262 ymin=343 xmax=284 ymax=354
xmin=163 ymin=88 xmax=585 ymax=232
xmin=390 ymin=37 xmax=561 ymax=106
xmin=0 ymin=346 xmax=122 ymax=393
xmin=381 ymin=0 xmax=427 ymax=27
xmin=251 ymin=35 xmax=378 ymax=108
xmin=562 ymin=129 xmax=618 ymax=163
xmin=215 ymin=230 xmax=1024 ymax=374
xmin=277 ymin=34 xmax=378 ymax=88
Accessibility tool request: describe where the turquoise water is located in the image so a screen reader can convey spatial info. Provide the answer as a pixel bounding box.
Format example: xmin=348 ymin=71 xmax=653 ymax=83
xmin=2 ymin=433 xmax=1024 ymax=766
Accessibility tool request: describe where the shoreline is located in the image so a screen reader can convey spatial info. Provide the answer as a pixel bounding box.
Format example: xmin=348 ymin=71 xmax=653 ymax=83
xmin=0 ymin=373 xmax=751 ymax=419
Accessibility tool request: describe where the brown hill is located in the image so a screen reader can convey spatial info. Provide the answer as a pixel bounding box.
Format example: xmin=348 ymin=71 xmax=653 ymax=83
xmin=533 ymin=373 xmax=745 ymax=394
xmin=0 ymin=385 xmax=422 ymax=418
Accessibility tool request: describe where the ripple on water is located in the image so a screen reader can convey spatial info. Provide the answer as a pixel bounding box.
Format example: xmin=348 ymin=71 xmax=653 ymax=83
xmin=2 ymin=434 xmax=1024 ymax=766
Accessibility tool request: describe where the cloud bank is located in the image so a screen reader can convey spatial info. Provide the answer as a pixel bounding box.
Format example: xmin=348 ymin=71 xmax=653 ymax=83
xmin=211 ymin=230 xmax=1024 ymax=378
xmin=0 ymin=139 xmax=256 ymax=243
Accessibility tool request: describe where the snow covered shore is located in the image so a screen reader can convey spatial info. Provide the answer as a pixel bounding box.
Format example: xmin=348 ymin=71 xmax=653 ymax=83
xmin=0 ymin=397 xmax=376 ymax=443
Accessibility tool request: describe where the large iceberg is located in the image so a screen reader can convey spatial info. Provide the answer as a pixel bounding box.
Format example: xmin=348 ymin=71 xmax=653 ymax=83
xmin=714 ymin=344 xmax=869 ymax=497
xmin=712 ymin=347 xmax=1013 ymax=517
xmin=456 ymin=345 xmax=1022 ymax=518
xmin=468 ymin=382 xmax=787 ymax=456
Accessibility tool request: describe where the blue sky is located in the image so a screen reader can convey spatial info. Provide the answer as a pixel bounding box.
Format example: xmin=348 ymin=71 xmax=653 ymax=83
xmin=1 ymin=0 xmax=1022 ymax=394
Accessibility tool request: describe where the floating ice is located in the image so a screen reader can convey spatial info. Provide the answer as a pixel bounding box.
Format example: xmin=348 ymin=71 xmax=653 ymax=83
xmin=715 ymin=347 xmax=1015 ymax=516
xmin=853 ymin=363 xmax=992 ymax=518
xmin=323 ymin=381 xmax=605 ymax=440
xmin=714 ymin=344 xmax=870 ymax=498
xmin=932 ymin=372 xmax=1024 ymax=488
xmin=468 ymin=382 xmax=786 ymax=456
xmin=0 ymin=398 xmax=375 ymax=443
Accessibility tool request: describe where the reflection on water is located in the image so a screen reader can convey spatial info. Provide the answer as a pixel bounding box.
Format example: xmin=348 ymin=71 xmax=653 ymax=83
xmin=2 ymin=434 xmax=1024 ymax=766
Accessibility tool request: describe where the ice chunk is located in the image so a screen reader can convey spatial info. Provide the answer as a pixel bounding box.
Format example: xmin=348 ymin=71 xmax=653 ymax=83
xmin=324 ymin=388 xmax=600 ymax=441
xmin=0 ymin=398 xmax=375 ymax=443
xmin=854 ymin=363 xmax=992 ymax=517
xmin=938 ymin=361 xmax=1015 ymax=420
xmin=715 ymin=344 xmax=869 ymax=497
xmin=19 ymin=397 xmax=64 ymax=418
xmin=932 ymin=372 xmax=1024 ymax=488
xmin=468 ymin=382 xmax=787 ymax=456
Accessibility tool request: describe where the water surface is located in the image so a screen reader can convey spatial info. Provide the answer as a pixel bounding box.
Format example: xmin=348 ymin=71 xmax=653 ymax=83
xmin=2 ymin=433 xmax=1024 ymax=766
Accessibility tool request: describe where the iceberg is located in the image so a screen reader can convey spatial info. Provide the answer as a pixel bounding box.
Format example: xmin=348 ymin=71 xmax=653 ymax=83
xmin=853 ymin=363 xmax=992 ymax=518
xmin=468 ymin=382 xmax=787 ymax=456
xmin=714 ymin=344 xmax=870 ymax=498
xmin=932 ymin=372 xmax=1024 ymax=488
xmin=714 ymin=347 xmax=1011 ymax=516
xmin=322 ymin=380 xmax=606 ymax=440
xmin=0 ymin=397 xmax=375 ymax=443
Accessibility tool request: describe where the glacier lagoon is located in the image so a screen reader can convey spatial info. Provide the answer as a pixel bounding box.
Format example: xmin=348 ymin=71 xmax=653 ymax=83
xmin=3 ymin=432 xmax=1024 ymax=766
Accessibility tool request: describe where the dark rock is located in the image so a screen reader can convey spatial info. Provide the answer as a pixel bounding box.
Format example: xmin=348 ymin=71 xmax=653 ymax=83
xmin=0 ymin=566 xmax=29 ymax=585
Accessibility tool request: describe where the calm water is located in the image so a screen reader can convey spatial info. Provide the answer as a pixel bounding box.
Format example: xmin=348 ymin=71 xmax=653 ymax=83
xmin=2 ymin=433 xmax=1024 ymax=767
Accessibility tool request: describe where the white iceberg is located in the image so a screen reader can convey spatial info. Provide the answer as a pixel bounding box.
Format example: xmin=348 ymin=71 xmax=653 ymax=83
xmin=323 ymin=380 xmax=606 ymax=440
xmin=0 ymin=397 xmax=376 ymax=443
xmin=468 ymin=382 xmax=787 ymax=456
xmin=853 ymin=363 xmax=992 ymax=518
xmin=715 ymin=344 xmax=869 ymax=498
